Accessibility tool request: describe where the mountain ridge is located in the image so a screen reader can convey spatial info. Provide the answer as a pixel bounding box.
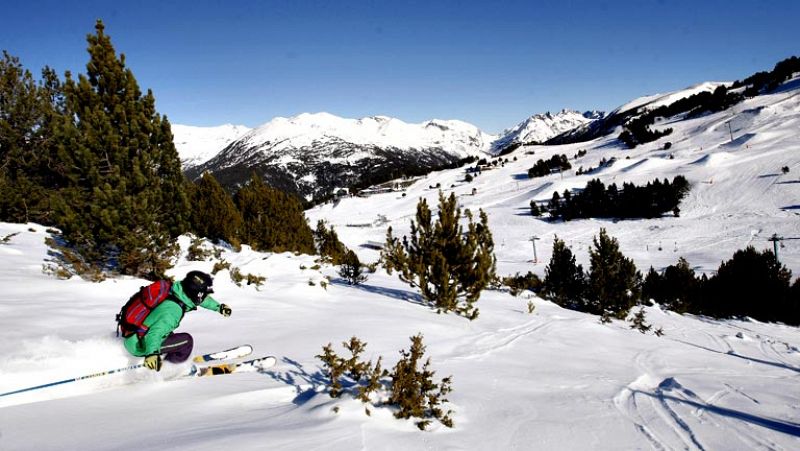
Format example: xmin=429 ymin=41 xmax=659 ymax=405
xmin=172 ymin=123 xmax=251 ymax=168
xmin=492 ymin=109 xmax=604 ymax=153
xmin=183 ymin=112 xmax=499 ymax=201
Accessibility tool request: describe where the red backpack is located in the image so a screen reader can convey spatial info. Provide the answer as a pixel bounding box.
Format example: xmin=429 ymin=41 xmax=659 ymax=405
xmin=116 ymin=280 xmax=174 ymax=338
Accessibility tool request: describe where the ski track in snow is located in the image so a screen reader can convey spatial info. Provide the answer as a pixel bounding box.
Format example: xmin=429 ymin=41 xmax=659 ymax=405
xmin=613 ymin=325 xmax=800 ymax=450
xmin=443 ymin=319 xmax=554 ymax=362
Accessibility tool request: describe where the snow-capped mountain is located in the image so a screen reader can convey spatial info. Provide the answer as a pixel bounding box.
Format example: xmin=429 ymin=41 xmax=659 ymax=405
xmin=186 ymin=112 xmax=497 ymax=201
xmin=493 ymin=109 xmax=603 ymax=153
xmin=219 ymin=112 xmax=495 ymax=162
xmin=171 ymin=123 xmax=251 ymax=168
xmin=610 ymin=81 xmax=728 ymax=117
xmin=547 ymin=82 xmax=728 ymax=145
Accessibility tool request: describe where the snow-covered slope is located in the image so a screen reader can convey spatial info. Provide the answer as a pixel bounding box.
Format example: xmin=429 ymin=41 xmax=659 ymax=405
xmin=309 ymin=75 xmax=800 ymax=278
xmin=611 ymin=81 xmax=729 ymax=116
xmin=493 ymin=109 xmax=602 ymax=152
xmin=1 ymin=77 xmax=800 ymax=451
xmin=548 ymin=82 xmax=730 ymax=145
xmin=172 ymin=123 xmax=251 ymax=169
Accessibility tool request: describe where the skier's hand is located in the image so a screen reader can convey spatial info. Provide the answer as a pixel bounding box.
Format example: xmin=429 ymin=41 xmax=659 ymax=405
xmin=219 ymin=303 xmax=232 ymax=317
xmin=144 ymin=354 xmax=162 ymax=371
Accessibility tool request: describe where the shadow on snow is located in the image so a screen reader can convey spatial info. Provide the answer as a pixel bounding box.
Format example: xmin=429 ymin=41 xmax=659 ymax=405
xmin=632 ymin=389 xmax=800 ymax=437
xmin=259 ymin=356 xmax=327 ymax=406
xmin=330 ymin=278 xmax=426 ymax=306
xmin=674 ymin=339 xmax=800 ymax=374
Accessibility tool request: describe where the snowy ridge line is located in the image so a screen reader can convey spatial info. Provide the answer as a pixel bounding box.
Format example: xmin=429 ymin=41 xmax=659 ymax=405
xmin=172 ymin=123 xmax=251 ymax=169
xmin=227 ymin=112 xmax=497 ymax=157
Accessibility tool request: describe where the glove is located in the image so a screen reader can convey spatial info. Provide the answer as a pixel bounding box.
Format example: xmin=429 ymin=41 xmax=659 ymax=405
xmin=144 ymin=354 xmax=162 ymax=372
xmin=219 ymin=303 xmax=232 ymax=317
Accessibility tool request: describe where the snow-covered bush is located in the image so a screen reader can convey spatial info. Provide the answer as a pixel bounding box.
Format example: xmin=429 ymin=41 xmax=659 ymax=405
xmin=382 ymin=192 xmax=496 ymax=320
xmin=315 ymin=334 xmax=454 ymax=430
xmin=317 ymin=336 xmax=385 ymax=400
xmin=628 ymin=307 xmax=651 ymax=333
xmin=187 ymin=237 xmax=214 ymax=261
xmin=338 ymin=250 xmax=368 ymax=285
xmin=388 ymin=334 xmax=454 ymax=430
xmin=502 ymin=271 xmax=542 ymax=296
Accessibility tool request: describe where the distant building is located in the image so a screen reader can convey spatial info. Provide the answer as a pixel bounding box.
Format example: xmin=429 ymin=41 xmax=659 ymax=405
xmin=357 ymin=176 xmax=422 ymax=196
xmin=361 ymin=240 xmax=384 ymax=250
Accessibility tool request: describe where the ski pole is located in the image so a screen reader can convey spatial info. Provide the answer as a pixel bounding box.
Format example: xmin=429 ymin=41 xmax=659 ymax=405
xmin=0 ymin=363 xmax=145 ymax=398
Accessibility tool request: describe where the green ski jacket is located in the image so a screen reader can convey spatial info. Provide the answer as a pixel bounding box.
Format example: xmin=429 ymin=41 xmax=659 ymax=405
xmin=123 ymin=280 xmax=220 ymax=357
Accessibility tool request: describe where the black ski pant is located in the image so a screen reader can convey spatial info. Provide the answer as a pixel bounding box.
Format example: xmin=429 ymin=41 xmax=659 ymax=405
xmin=160 ymin=332 xmax=194 ymax=363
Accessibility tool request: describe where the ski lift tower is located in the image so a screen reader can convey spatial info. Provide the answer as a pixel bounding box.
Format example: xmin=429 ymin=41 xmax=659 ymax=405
xmin=768 ymin=233 xmax=800 ymax=264
xmin=529 ymin=235 xmax=540 ymax=264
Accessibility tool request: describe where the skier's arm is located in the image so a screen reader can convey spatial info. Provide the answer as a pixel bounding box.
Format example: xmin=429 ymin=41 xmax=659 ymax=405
xmin=198 ymin=295 xmax=221 ymax=312
xmin=199 ymin=295 xmax=230 ymax=316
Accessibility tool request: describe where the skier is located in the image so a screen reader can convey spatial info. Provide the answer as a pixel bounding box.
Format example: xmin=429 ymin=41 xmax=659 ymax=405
xmin=120 ymin=270 xmax=232 ymax=371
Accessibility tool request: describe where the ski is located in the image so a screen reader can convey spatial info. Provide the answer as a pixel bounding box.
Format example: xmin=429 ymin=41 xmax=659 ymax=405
xmin=189 ymin=355 xmax=277 ymax=377
xmin=192 ymin=344 xmax=253 ymax=363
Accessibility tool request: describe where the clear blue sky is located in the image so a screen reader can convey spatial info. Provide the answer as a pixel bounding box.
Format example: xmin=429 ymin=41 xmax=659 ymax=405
xmin=2 ymin=0 xmax=797 ymax=133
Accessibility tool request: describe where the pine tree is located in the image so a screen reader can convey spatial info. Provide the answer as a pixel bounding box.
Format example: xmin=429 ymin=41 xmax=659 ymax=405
xmin=0 ymin=52 xmax=64 ymax=224
xmin=790 ymin=278 xmax=800 ymax=323
xmin=529 ymin=200 xmax=541 ymax=217
xmin=387 ymin=334 xmax=454 ymax=429
xmin=339 ymin=249 xmax=368 ymax=285
xmin=641 ymin=266 xmax=664 ymax=305
xmin=314 ymin=219 xmax=348 ymax=264
xmin=316 ymin=343 xmax=346 ymax=398
xmin=543 ymin=236 xmax=587 ymax=310
xmin=234 ymin=173 xmax=315 ymax=254
xmin=705 ymin=247 xmax=793 ymax=323
xmin=0 ymin=51 xmax=41 ymax=222
xmin=548 ymin=191 xmax=561 ymax=217
xmin=503 ymin=271 xmax=542 ymax=296
xmin=661 ymin=257 xmax=699 ymax=312
xmin=587 ymin=228 xmax=642 ymax=318
xmin=629 ymin=306 xmax=652 ymax=333
xmin=382 ymin=192 xmax=496 ymax=319
xmin=187 ymin=172 xmax=242 ymax=245
xmin=50 ymin=21 xmax=189 ymax=278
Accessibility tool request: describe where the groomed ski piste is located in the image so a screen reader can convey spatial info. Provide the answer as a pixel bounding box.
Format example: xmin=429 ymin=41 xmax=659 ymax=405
xmin=1 ymin=76 xmax=799 ymax=450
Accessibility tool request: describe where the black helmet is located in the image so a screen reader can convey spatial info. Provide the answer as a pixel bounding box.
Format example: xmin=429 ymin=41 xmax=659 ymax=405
xmin=182 ymin=271 xmax=214 ymax=305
